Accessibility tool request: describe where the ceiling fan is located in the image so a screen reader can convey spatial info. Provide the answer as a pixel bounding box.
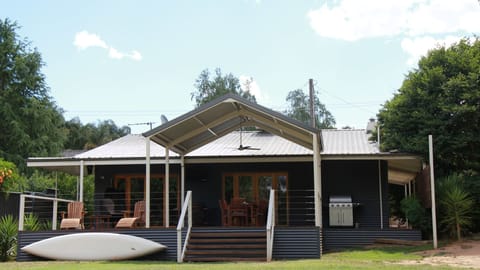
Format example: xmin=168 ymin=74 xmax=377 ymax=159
xmin=237 ymin=127 xmax=260 ymax=151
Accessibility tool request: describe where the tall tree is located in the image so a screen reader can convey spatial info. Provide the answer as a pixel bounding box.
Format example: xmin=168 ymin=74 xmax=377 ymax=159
xmin=0 ymin=19 xmax=66 ymax=167
xmin=284 ymin=89 xmax=336 ymax=129
xmin=191 ymin=68 xmax=256 ymax=107
xmin=64 ymin=118 xmax=130 ymax=150
xmin=377 ymin=37 xmax=480 ymax=177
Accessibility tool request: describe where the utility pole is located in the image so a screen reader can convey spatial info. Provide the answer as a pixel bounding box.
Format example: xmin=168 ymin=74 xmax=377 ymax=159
xmin=309 ymin=78 xmax=315 ymax=128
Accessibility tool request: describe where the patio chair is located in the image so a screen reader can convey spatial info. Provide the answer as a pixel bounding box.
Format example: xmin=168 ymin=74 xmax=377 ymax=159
xmin=60 ymin=201 xmax=85 ymax=230
xmin=115 ymin=200 xmax=145 ymax=229
xmin=229 ymin=197 xmax=248 ymax=226
xmin=254 ymin=199 xmax=268 ymax=226
xmin=218 ymin=200 xmax=230 ymax=226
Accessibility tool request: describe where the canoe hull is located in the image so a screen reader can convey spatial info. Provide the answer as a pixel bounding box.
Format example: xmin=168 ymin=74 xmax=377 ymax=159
xmin=21 ymin=232 xmax=167 ymax=261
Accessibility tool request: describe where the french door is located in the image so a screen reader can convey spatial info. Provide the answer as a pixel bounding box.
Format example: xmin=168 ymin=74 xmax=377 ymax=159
xmin=114 ymin=174 xmax=179 ymax=226
xmin=222 ymin=172 xmax=289 ymax=225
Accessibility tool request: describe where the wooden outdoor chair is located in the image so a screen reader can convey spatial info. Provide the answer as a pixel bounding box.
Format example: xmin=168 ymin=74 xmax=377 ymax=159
xmin=115 ymin=200 xmax=145 ymax=229
xmin=60 ymin=201 xmax=85 ymax=230
xmin=254 ymin=199 xmax=268 ymax=226
xmin=219 ymin=199 xmax=230 ymax=226
xmin=229 ymin=197 xmax=248 ymax=226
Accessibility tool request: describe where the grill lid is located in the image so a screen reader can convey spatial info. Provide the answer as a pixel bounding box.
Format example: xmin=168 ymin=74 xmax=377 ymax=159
xmin=329 ymin=195 xmax=352 ymax=203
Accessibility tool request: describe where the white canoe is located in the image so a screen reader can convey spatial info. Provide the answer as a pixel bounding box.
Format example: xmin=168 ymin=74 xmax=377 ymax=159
xmin=21 ymin=232 xmax=167 ymax=261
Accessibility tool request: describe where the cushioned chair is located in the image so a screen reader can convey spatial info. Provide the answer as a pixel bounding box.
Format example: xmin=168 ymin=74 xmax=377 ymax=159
xmin=115 ymin=200 xmax=145 ymax=228
xmin=60 ymin=201 xmax=85 ymax=230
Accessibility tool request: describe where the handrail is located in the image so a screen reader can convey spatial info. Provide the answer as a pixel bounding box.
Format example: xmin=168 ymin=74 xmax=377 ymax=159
xmin=18 ymin=194 xmax=75 ymax=231
xmin=176 ymin=190 xmax=192 ymax=263
xmin=266 ymin=189 xmax=275 ymax=262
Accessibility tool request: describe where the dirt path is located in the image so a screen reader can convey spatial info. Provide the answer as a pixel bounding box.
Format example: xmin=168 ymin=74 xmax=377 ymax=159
xmin=398 ymin=240 xmax=480 ymax=269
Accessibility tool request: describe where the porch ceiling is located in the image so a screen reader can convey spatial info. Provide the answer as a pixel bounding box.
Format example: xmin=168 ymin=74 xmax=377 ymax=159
xmin=388 ymin=158 xmax=423 ymax=185
xmin=143 ymin=94 xmax=322 ymax=155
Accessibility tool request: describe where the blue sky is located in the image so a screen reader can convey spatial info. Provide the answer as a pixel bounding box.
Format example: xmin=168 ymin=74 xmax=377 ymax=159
xmin=2 ymin=0 xmax=479 ymax=134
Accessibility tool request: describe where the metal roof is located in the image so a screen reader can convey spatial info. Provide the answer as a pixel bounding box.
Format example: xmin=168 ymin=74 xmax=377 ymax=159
xmin=188 ymin=130 xmax=313 ymax=157
xmin=143 ymin=94 xmax=321 ymax=155
xmin=321 ymin=129 xmax=380 ymax=155
xmin=74 ymin=134 xmax=178 ymax=159
xmin=27 ymin=129 xmax=422 ymax=184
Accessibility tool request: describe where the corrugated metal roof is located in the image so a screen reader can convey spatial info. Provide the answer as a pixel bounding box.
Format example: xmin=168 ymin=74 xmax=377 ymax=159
xmin=74 ymin=134 xmax=178 ymax=159
xmin=188 ymin=131 xmax=313 ymax=156
xmin=321 ymin=129 xmax=380 ymax=155
xmin=72 ymin=129 xmax=379 ymax=159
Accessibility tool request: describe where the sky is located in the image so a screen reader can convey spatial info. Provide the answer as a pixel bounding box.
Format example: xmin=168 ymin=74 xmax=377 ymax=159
xmin=1 ymin=0 xmax=479 ymax=134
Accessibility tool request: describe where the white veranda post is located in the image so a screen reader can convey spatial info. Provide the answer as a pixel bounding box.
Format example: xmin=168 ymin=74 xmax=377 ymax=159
xmin=313 ymin=133 xmax=322 ymax=228
xmin=145 ymin=137 xmax=151 ymax=228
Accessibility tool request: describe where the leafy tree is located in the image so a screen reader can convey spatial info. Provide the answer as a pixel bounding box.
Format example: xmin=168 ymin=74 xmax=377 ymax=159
xmin=64 ymin=118 xmax=130 ymax=150
xmin=191 ymin=68 xmax=256 ymax=107
xmin=0 ymin=158 xmax=21 ymax=193
xmin=284 ymin=89 xmax=336 ymax=128
xmin=437 ymin=173 xmax=474 ymax=240
xmin=0 ymin=19 xmax=66 ymax=168
xmin=463 ymin=173 xmax=480 ymax=232
xmin=378 ymin=38 xmax=480 ymax=177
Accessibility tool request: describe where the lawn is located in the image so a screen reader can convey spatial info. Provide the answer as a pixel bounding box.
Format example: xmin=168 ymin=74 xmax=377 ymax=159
xmin=1 ymin=246 xmax=457 ymax=270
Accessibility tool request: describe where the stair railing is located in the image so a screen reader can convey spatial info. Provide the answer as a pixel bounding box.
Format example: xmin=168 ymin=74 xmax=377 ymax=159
xmin=176 ymin=190 xmax=192 ymax=263
xmin=266 ymin=189 xmax=275 ymax=262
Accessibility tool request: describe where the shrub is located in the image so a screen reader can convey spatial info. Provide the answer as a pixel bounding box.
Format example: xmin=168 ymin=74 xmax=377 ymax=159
xmin=0 ymin=215 xmax=18 ymax=261
xmin=23 ymin=213 xmax=41 ymax=232
xmin=400 ymin=196 xmax=428 ymax=231
xmin=437 ymin=173 xmax=474 ymax=240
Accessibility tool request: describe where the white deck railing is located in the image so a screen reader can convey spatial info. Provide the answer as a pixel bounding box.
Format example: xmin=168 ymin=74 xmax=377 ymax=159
xmin=266 ymin=189 xmax=275 ymax=262
xmin=18 ymin=194 xmax=75 ymax=231
xmin=176 ymin=190 xmax=192 ymax=263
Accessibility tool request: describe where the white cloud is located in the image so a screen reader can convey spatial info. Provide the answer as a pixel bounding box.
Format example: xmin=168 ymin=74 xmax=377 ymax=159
xmin=307 ymin=0 xmax=480 ymax=41
xmin=239 ymin=75 xmax=267 ymax=102
xmin=74 ymin=31 xmax=108 ymax=50
xmin=108 ymin=47 xmax=123 ymax=59
xmin=130 ymin=50 xmax=142 ymax=61
xmin=73 ymin=30 xmax=142 ymax=61
xmin=401 ymin=36 xmax=474 ymax=65
xmin=307 ymin=0 xmax=480 ymax=64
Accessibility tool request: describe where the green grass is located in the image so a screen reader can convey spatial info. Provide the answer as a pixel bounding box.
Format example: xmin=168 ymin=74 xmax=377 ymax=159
xmin=0 ymin=246 xmax=457 ymax=270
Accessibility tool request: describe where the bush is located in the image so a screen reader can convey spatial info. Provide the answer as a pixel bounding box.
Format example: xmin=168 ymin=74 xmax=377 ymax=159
xmin=23 ymin=213 xmax=41 ymax=232
xmin=400 ymin=196 xmax=431 ymax=235
xmin=437 ymin=173 xmax=474 ymax=240
xmin=0 ymin=215 xmax=18 ymax=261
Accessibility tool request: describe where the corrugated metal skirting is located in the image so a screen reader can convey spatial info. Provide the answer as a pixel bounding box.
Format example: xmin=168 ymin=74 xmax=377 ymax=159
xmin=273 ymin=227 xmax=321 ymax=259
xmin=17 ymin=228 xmax=180 ymax=262
xmin=323 ymin=228 xmax=421 ymax=251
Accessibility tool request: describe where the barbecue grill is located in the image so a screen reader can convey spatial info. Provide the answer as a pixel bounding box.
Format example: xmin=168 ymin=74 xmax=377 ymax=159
xmin=329 ymin=195 xmax=354 ymax=227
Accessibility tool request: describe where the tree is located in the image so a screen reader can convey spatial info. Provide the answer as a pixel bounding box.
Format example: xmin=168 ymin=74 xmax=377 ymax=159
xmin=284 ymin=89 xmax=336 ymax=128
xmin=378 ymin=38 xmax=480 ymax=177
xmin=0 ymin=19 xmax=66 ymax=168
xmin=191 ymin=68 xmax=256 ymax=107
xmin=64 ymin=118 xmax=130 ymax=150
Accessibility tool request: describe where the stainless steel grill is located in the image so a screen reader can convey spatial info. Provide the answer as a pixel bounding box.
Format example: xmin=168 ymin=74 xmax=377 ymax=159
xmin=329 ymin=195 xmax=354 ymax=227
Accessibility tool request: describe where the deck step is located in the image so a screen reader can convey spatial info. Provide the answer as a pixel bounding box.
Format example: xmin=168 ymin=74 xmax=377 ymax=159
xmin=189 ymin=238 xmax=266 ymax=243
xmin=184 ymin=228 xmax=267 ymax=262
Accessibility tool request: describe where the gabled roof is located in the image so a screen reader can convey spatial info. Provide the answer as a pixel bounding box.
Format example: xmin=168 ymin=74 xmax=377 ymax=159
xmin=143 ymin=94 xmax=322 ymax=155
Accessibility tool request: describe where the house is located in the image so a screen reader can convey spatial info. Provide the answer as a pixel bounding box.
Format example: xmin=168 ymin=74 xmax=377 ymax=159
xmin=20 ymin=94 xmax=423 ymax=261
